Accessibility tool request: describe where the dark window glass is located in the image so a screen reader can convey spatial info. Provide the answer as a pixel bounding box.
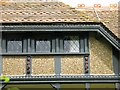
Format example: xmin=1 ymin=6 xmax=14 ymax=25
xmin=64 ymin=36 xmax=79 ymax=53
xmin=36 ymin=39 xmax=51 ymax=53
xmin=7 ymin=40 xmax=22 ymax=53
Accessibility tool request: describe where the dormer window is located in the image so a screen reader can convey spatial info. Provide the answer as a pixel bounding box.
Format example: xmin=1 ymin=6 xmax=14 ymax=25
xmin=2 ymin=32 xmax=89 ymax=54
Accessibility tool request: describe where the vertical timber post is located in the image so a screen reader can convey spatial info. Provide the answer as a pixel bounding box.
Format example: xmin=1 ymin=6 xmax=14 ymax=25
xmin=113 ymin=48 xmax=120 ymax=90
xmin=26 ymin=56 xmax=32 ymax=76
xmin=84 ymin=33 xmax=90 ymax=90
xmin=0 ymin=32 xmax=2 ymax=76
xmin=85 ymin=55 xmax=90 ymax=90
xmin=85 ymin=83 xmax=90 ymax=90
xmin=80 ymin=37 xmax=84 ymax=52
xmin=116 ymin=83 xmax=120 ymax=90
xmin=51 ymin=84 xmax=61 ymax=90
xmin=55 ymin=38 xmax=61 ymax=76
xmin=23 ymin=38 xmax=27 ymax=53
xmin=0 ymin=31 xmax=2 ymax=89
xmin=116 ymin=51 xmax=120 ymax=90
xmin=52 ymin=37 xmax=61 ymax=90
xmin=112 ymin=47 xmax=119 ymax=75
xmin=0 ymin=31 xmax=7 ymax=89
xmin=31 ymin=39 xmax=35 ymax=53
xmin=2 ymin=39 xmax=6 ymax=53
xmin=118 ymin=44 xmax=120 ymax=90
xmin=28 ymin=38 xmax=31 ymax=53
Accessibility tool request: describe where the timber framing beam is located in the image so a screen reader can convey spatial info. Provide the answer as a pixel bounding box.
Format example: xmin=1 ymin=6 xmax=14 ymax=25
xmin=1 ymin=75 xmax=119 ymax=84
xmin=2 ymin=79 xmax=120 ymax=84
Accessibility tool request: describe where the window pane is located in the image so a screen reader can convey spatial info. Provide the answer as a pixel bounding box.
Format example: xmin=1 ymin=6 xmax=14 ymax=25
xmin=36 ymin=39 xmax=51 ymax=53
xmin=7 ymin=40 xmax=22 ymax=53
xmin=64 ymin=36 xmax=79 ymax=53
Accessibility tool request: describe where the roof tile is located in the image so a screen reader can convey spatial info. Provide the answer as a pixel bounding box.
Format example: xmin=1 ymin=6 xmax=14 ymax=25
xmin=0 ymin=1 xmax=119 ymax=38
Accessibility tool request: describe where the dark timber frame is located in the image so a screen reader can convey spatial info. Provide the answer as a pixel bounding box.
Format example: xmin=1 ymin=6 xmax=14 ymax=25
xmin=0 ymin=22 xmax=120 ymax=90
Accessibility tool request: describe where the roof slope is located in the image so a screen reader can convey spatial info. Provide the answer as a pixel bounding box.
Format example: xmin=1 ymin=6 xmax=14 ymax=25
xmin=0 ymin=1 xmax=119 ymax=38
xmin=1 ymin=2 xmax=87 ymax=22
xmin=96 ymin=10 xmax=119 ymax=38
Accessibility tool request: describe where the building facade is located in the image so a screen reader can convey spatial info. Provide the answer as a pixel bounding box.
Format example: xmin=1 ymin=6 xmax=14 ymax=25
xmin=0 ymin=0 xmax=120 ymax=89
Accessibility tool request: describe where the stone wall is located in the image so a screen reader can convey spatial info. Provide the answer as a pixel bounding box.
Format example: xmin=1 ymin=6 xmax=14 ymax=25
xmin=61 ymin=55 xmax=84 ymax=74
xmin=89 ymin=33 xmax=113 ymax=74
xmin=32 ymin=56 xmax=54 ymax=75
xmin=2 ymin=33 xmax=114 ymax=75
xmin=2 ymin=56 xmax=26 ymax=75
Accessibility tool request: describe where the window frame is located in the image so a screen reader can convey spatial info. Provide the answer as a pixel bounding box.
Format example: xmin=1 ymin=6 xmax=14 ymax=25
xmin=2 ymin=32 xmax=89 ymax=55
xmin=7 ymin=39 xmax=23 ymax=53
xmin=35 ymin=37 xmax=52 ymax=53
xmin=60 ymin=35 xmax=81 ymax=53
xmin=2 ymin=33 xmax=24 ymax=53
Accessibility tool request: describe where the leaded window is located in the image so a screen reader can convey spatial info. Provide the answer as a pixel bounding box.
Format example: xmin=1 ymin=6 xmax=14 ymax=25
xmin=2 ymin=32 xmax=88 ymax=54
xmin=35 ymin=39 xmax=51 ymax=53
xmin=7 ymin=40 xmax=22 ymax=53
xmin=63 ymin=36 xmax=80 ymax=53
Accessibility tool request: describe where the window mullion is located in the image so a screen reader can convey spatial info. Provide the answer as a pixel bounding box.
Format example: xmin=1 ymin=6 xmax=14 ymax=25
xmin=60 ymin=38 xmax=63 ymax=53
xmin=28 ymin=38 xmax=31 ymax=53
xmin=23 ymin=38 xmax=27 ymax=53
xmin=84 ymin=36 xmax=89 ymax=52
xmin=80 ymin=37 xmax=84 ymax=53
xmin=52 ymin=39 xmax=55 ymax=53
xmin=56 ymin=38 xmax=59 ymax=52
xmin=2 ymin=39 xmax=6 ymax=53
xmin=31 ymin=39 xmax=35 ymax=53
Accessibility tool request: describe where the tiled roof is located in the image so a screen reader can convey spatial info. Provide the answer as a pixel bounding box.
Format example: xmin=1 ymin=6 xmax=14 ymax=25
xmin=1 ymin=2 xmax=84 ymax=22
xmin=0 ymin=1 xmax=119 ymax=38
xmin=96 ymin=10 xmax=119 ymax=38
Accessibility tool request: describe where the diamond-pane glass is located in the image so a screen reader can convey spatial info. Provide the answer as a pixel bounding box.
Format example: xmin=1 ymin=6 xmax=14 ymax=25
xmin=36 ymin=39 xmax=51 ymax=53
xmin=7 ymin=40 xmax=22 ymax=53
xmin=64 ymin=36 xmax=79 ymax=53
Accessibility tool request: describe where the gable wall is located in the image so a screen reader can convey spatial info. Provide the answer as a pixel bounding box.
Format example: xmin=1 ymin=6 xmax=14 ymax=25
xmin=2 ymin=31 xmax=116 ymax=75
xmin=89 ymin=32 xmax=114 ymax=74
